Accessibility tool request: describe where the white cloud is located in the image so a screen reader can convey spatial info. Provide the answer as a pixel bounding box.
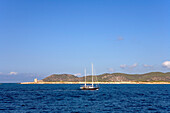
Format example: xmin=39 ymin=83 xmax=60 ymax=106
xmin=143 ymin=64 xmax=153 ymax=68
xmin=117 ymin=37 xmax=124 ymax=41
xmin=120 ymin=64 xmax=127 ymax=69
xmin=162 ymin=61 xmax=170 ymax=69
xmin=9 ymin=72 xmax=18 ymax=75
xmin=130 ymin=63 xmax=138 ymax=68
xmin=107 ymin=68 xmax=114 ymax=72
xmin=74 ymin=73 xmax=81 ymax=76
xmin=120 ymin=63 xmax=138 ymax=69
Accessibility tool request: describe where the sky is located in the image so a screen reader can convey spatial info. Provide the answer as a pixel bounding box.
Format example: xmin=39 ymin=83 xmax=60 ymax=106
xmin=0 ymin=0 xmax=170 ymax=82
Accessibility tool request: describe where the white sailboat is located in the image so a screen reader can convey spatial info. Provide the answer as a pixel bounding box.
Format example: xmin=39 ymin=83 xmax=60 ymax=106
xmin=80 ymin=64 xmax=99 ymax=90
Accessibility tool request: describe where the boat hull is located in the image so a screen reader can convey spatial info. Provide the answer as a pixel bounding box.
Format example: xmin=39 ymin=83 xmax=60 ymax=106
xmin=80 ymin=87 xmax=99 ymax=90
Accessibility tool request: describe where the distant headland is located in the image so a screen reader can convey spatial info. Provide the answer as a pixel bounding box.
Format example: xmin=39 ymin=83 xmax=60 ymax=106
xmin=21 ymin=72 xmax=170 ymax=84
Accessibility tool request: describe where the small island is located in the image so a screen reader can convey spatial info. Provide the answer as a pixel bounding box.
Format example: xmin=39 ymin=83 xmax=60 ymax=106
xmin=21 ymin=72 xmax=170 ymax=84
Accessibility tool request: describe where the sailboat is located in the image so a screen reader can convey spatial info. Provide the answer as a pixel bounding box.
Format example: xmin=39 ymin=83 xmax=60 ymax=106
xmin=80 ymin=64 xmax=99 ymax=90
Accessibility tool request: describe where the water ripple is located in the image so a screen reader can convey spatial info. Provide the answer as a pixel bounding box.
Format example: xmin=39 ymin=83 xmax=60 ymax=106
xmin=0 ymin=84 xmax=170 ymax=112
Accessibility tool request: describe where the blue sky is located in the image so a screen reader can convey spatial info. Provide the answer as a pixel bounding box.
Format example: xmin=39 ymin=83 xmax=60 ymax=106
xmin=0 ymin=0 xmax=170 ymax=82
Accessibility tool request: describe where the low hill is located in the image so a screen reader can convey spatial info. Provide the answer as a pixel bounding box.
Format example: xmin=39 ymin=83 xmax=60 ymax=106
xmin=42 ymin=72 xmax=170 ymax=82
xmin=42 ymin=74 xmax=79 ymax=82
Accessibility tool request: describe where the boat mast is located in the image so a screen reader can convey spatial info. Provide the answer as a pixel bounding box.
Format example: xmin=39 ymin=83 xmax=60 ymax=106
xmin=85 ymin=68 xmax=86 ymax=87
xmin=92 ymin=63 xmax=94 ymax=87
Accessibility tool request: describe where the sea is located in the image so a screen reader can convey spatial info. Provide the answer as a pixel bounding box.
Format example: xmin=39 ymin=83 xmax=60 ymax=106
xmin=0 ymin=84 xmax=170 ymax=113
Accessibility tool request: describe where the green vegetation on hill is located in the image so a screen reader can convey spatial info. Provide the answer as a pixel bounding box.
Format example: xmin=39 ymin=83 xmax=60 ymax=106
xmin=42 ymin=72 xmax=170 ymax=82
xmin=43 ymin=74 xmax=79 ymax=82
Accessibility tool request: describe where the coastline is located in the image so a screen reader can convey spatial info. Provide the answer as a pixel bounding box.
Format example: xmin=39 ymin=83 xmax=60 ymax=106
xmin=20 ymin=81 xmax=170 ymax=84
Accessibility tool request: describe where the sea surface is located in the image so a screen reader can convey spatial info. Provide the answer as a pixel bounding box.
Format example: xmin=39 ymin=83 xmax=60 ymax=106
xmin=0 ymin=84 xmax=170 ymax=113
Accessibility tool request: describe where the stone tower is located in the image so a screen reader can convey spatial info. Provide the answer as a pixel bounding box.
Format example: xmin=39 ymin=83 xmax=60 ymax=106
xmin=34 ymin=78 xmax=38 ymax=83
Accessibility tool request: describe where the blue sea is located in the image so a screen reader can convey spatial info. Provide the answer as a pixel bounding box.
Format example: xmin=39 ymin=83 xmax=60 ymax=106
xmin=0 ymin=84 xmax=170 ymax=113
